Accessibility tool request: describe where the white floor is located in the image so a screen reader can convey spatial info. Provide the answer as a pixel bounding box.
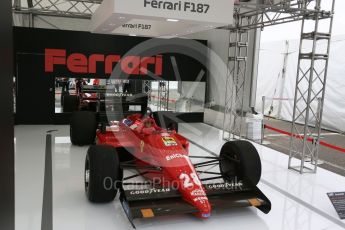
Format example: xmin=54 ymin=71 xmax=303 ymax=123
xmin=15 ymin=123 xmax=345 ymax=230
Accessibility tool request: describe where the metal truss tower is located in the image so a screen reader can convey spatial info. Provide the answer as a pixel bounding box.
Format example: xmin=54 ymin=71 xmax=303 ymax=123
xmin=143 ymin=80 xmax=152 ymax=102
xmin=222 ymin=13 xmax=249 ymax=140
xmin=13 ymin=0 xmax=100 ymax=19
xmin=288 ymin=0 xmax=335 ymax=173
xmin=221 ymin=0 xmax=320 ymax=141
xmin=221 ymin=0 xmax=335 ymax=173
xmin=157 ymin=81 xmax=169 ymax=111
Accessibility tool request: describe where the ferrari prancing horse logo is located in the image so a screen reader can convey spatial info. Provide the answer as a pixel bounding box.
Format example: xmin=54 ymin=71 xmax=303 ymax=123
xmin=162 ymin=137 xmax=178 ymax=146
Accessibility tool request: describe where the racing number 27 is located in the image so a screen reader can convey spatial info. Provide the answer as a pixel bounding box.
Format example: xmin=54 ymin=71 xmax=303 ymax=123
xmin=179 ymin=173 xmax=201 ymax=188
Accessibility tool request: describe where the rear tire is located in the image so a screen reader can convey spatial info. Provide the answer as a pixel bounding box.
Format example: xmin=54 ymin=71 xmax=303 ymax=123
xmin=85 ymin=145 xmax=122 ymax=202
xmin=70 ymin=111 xmax=97 ymax=146
xmin=153 ymin=111 xmax=178 ymax=132
xmin=63 ymin=95 xmax=79 ymax=112
xmin=60 ymin=90 xmax=69 ymax=107
xmin=168 ymin=122 xmax=178 ymax=132
xmin=219 ymin=141 xmax=261 ymax=186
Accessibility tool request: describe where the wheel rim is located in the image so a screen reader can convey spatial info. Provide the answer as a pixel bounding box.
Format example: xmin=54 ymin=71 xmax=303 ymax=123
xmin=85 ymin=156 xmax=90 ymax=192
xmin=220 ymin=151 xmax=240 ymax=182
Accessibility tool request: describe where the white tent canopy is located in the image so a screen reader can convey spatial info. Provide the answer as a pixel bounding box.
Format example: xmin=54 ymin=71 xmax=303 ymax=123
xmin=256 ymin=34 xmax=345 ymax=132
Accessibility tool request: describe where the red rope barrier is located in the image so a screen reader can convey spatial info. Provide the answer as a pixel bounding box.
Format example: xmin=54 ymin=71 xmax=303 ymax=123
xmin=264 ymin=124 xmax=345 ymax=154
xmin=319 ymin=140 xmax=345 ymax=153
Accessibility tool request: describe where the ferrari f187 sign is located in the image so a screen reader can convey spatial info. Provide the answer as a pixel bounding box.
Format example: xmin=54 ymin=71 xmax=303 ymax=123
xmin=144 ymin=0 xmax=210 ymax=14
xmin=112 ymin=0 xmax=233 ymax=24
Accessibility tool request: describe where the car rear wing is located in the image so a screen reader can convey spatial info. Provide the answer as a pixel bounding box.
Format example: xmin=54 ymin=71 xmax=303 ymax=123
xmin=99 ymin=93 xmax=148 ymax=121
xmin=81 ymin=85 xmax=115 ymax=93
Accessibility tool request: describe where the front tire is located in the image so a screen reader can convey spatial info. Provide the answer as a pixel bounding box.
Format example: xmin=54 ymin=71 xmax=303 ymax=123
xmin=219 ymin=141 xmax=261 ymax=186
xmin=70 ymin=111 xmax=97 ymax=146
xmin=85 ymin=145 xmax=122 ymax=202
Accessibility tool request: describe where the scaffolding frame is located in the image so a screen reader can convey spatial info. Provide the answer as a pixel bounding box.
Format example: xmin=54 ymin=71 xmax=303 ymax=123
xmin=222 ymin=12 xmax=249 ymax=140
xmin=157 ymin=81 xmax=169 ymax=111
xmin=13 ymin=0 xmax=100 ymax=19
xmin=224 ymin=0 xmax=331 ymax=30
xmin=143 ymin=80 xmax=152 ymax=103
xmin=221 ymin=0 xmax=334 ymax=173
xmin=143 ymin=80 xmax=170 ymax=111
xmin=288 ymin=0 xmax=335 ymax=173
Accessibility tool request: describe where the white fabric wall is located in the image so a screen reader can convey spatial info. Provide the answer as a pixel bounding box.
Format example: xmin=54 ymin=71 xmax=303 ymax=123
xmin=185 ymin=29 xmax=230 ymax=107
xmin=256 ymin=34 xmax=345 ymax=132
xmin=186 ymin=28 xmax=261 ymax=110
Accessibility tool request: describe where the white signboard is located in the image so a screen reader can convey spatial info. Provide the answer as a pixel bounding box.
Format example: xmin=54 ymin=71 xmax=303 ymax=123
xmin=91 ymin=0 xmax=234 ymax=37
xmin=114 ymin=0 xmax=234 ymax=24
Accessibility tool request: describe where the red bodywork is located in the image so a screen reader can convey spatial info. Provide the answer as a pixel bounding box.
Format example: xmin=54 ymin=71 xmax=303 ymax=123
xmin=96 ymin=114 xmax=212 ymax=218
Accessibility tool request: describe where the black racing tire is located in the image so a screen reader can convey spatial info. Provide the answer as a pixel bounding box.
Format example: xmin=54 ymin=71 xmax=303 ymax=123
xmin=152 ymin=111 xmax=178 ymax=132
xmin=123 ymin=105 xmax=129 ymax=112
xmin=168 ymin=122 xmax=178 ymax=132
xmin=85 ymin=145 xmax=123 ymax=203
xmin=63 ymin=95 xmax=79 ymax=112
xmin=219 ymin=140 xmax=261 ymax=186
xmin=70 ymin=111 xmax=97 ymax=146
xmin=87 ymin=102 xmax=98 ymax=112
xmin=60 ymin=90 xmax=69 ymax=107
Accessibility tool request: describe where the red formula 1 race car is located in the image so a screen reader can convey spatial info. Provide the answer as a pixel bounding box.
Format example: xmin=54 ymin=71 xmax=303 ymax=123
xmin=70 ymin=108 xmax=271 ymax=228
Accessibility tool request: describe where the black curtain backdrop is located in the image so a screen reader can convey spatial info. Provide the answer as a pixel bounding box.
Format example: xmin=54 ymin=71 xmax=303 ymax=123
xmin=0 ymin=1 xmax=14 ymax=230
xmin=14 ymin=27 xmax=208 ymax=124
xmin=14 ymin=27 xmax=208 ymax=81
